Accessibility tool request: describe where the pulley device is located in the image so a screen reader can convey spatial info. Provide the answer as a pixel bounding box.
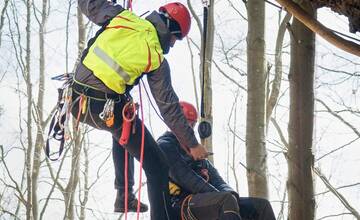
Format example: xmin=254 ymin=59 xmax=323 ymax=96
xmin=198 ymin=0 xmax=212 ymax=139
xmin=119 ymin=100 xmax=137 ymax=145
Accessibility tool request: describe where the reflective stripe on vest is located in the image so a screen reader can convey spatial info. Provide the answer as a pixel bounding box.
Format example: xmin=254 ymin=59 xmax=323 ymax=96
xmin=93 ymin=46 xmax=130 ymax=82
xmin=82 ymin=10 xmax=164 ymax=94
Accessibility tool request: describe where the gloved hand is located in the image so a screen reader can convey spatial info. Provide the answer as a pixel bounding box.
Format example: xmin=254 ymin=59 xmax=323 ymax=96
xmin=189 ymin=144 xmax=208 ymax=160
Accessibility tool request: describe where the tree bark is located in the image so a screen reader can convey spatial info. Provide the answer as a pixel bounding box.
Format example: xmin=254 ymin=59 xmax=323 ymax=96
xmin=25 ymin=0 xmax=33 ymax=219
xmin=287 ymin=2 xmax=316 ymax=219
xmin=246 ymin=0 xmax=269 ymax=198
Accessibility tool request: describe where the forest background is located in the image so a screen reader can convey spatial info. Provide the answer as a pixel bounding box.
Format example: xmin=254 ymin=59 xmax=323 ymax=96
xmin=0 ymin=0 xmax=359 ymax=219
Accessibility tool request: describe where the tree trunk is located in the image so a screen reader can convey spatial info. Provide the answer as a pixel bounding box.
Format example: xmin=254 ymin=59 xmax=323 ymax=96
xmin=246 ymin=0 xmax=268 ymax=198
xmin=63 ymin=130 xmax=82 ymax=220
xmin=25 ymin=0 xmax=33 ymax=219
xmin=77 ymin=6 xmax=87 ymax=220
xmin=201 ymin=0 xmax=214 ymax=161
xmin=287 ymin=2 xmax=316 ymax=219
xmin=32 ymin=0 xmax=48 ymax=219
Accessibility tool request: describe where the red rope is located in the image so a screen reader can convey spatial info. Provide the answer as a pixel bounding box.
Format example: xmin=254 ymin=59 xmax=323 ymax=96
xmin=136 ymin=83 xmax=145 ymax=220
xmin=181 ymin=195 xmax=193 ymax=220
xmin=124 ymin=150 xmax=129 ymax=220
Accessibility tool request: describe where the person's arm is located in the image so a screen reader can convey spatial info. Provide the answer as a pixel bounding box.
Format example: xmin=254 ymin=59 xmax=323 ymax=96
xmin=78 ymin=0 xmax=124 ymax=26
xmin=157 ymin=136 xmax=218 ymax=194
xmin=147 ymin=60 xmax=199 ymax=149
xmin=206 ymin=160 xmax=234 ymax=192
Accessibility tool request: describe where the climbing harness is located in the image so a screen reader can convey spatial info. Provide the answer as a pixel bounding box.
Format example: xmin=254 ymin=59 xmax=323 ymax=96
xmin=198 ymin=0 xmax=212 ymax=140
xmin=171 ymin=159 xmax=209 ymax=220
xmin=45 ymin=73 xmax=73 ymax=161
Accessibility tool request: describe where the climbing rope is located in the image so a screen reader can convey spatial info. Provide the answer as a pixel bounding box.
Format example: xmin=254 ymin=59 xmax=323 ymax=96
xmin=118 ymin=98 xmax=137 ymax=220
xmin=136 ymin=82 xmax=145 ymax=220
xmin=111 ymin=0 xmax=136 ymax=218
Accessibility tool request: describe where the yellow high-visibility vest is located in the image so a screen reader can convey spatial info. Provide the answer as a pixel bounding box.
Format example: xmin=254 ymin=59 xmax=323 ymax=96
xmin=83 ymin=10 xmax=164 ymax=94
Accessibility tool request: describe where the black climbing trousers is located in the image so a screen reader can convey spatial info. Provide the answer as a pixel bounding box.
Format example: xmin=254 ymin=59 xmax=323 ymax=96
xmin=238 ymin=197 xmax=276 ymax=220
xmin=71 ymin=90 xmax=173 ymax=220
xmin=112 ymin=137 xmax=135 ymax=194
xmin=174 ymin=192 xmax=276 ymax=220
xmin=178 ymin=192 xmax=241 ymax=220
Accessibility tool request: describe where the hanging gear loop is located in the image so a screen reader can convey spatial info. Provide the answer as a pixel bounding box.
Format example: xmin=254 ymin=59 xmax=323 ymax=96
xmin=46 ymin=73 xmax=73 ymax=161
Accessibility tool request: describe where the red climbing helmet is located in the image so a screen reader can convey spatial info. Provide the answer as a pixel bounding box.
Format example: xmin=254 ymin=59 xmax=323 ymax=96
xmin=179 ymin=101 xmax=198 ymax=124
xmin=159 ymin=2 xmax=191 ymax=39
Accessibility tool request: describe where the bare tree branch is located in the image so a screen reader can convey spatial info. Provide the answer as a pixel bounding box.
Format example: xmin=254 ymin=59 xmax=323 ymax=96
xmin=317 ymin=212 xmax=353 ymax=220
xmin=316 ymin=137 xmax=360 ymax=161
xmin=266 ymin=12 xmax=292 ymax=125
xmin=314 ymin=167 xmax=360 ymax=219
xmin=275 ymin=0 xmax=360 ymax=56
xmin=316 ymin=98 xmax=360 ymax=137
xmin=316 ymin=182 xmax=360 ymax=196
xmin=213 ymin=60 xmax=246 ymax=91
xmin=317 ymin=65 xmax=360 ymax=77
xmin=226 ymin=0 xmax=247 ymax=20
xmin=186 ymin=0 xmax=202 ymax=36
xmin=0 ymin=0 xmax=10 ymax=47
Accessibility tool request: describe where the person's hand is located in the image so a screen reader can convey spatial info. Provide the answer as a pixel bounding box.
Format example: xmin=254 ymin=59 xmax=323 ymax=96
xmin=189 ymin=144 xmax=208 ymax=160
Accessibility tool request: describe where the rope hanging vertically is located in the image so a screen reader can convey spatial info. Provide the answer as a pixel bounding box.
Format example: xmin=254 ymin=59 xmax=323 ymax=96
xmin=198 ymin=0 xmax=212 ymax=140
xmin=111 ymin=0 xmax=133 ymax=219
xmin=136 ymin=83 xmax=145 ymax=220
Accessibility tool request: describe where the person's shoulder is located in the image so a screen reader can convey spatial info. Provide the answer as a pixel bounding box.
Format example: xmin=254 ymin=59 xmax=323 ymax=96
xmin=157 ymin=131 xmax=175 ymax=142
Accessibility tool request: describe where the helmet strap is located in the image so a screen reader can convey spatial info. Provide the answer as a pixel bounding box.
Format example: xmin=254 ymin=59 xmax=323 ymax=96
xmin=159 ymin=11 xmax=181 ymax=39
xmin=159 ymin=11 xmax=170 ymax=29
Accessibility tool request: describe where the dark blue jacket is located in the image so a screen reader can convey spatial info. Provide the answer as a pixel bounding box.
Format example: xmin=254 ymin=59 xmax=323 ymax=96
xmin=157 ymin=131 xmax=234 ymax=195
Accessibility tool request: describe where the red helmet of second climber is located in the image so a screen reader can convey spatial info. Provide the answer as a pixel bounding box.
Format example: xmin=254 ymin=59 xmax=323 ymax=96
xmin=159 ymin=2 xmax=191 ymax=38
xmin=179 ymin=101 xmax=198 ymax=124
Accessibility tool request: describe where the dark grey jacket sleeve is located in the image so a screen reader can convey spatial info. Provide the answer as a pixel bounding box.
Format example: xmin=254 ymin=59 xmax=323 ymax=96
xmin=78 ymin=0 xmax=124 ymax=25
xmin=147 ymin=59 xmax=199 ymax=148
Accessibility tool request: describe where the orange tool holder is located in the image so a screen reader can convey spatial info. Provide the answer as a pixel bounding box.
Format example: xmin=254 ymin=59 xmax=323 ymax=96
xmin=119 ymin=101 xmax=137 ymax=146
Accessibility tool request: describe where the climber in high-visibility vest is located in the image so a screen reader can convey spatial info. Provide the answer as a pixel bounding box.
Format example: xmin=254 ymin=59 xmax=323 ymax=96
xmin=72 ymin=1 xmax=209 ymax=219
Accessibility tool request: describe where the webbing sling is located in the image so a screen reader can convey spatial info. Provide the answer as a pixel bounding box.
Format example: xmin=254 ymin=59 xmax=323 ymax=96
xmin=45 ymin=74 xmax=73 ymax=161
xmin=45 ymin=88 xmax=66 ymax=161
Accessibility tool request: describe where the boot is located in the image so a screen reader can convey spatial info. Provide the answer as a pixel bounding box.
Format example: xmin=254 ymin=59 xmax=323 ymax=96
xmin=114 ymin=190 xmax=149 ymax=213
